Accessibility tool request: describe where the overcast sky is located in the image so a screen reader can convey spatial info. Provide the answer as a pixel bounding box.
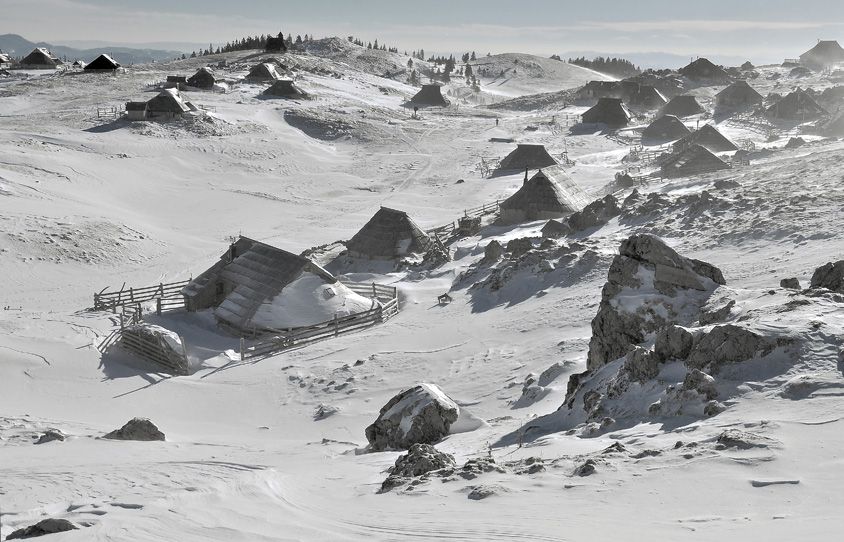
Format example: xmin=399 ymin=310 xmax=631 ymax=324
xmin=3 ymin=0 xmax=844 ymax=62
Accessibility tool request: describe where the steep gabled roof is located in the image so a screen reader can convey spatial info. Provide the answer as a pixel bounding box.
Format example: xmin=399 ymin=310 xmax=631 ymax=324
xmin=501 ymin=165 xmax=590 ymax=218
xmin=410 ymin=84 xmax=449 ymax=106
xmin=263 ymin=79 xmax=308 ymax=98
xmin=679 ymin=58 xmax=730 ymax=82
xmin=146 ymin=88 xmax=191 ymax=114
xmin=800 ymin=40 xmax=844 ymax=68
xmin=673 ymin=124 xmax=738 ymax=153
xmin=766 ymin=89 xmax=827 ymax=120
xmin=21 ymin=47 xmax=60 ymax=66
xmin=84 ymin=54 xmax=120 ymax=71
xmin=715 ymin=80 xmax=763 ymax=107
xmin=346 ymin=207 xmax=434 ymax=259
xmin=642 ymin=115 xmax=691 ymax=142
xmin=661 ymin=95 xmax=704 ymax=117
xmin=246 ymin=62 xmax=281 ymax=81
xmin=187 ymin=67 xmax=217 ymax=89
xmin=661 ymin=144 xmax=730 ymax=178
xmin=498 ymin=143 xmax=559 ymax=171
xmin=581 ymin=97 xmax=633 ymax=126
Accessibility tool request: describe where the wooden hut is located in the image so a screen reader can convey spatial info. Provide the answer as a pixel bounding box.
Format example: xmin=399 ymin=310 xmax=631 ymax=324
xmin=145 ymin=89 xmax=191 ymax=120
xmin=125 ymin=102 xmax=148 ymax=121
xmin=263 ymin=79 xmax=308 ymax=99
xmin=410 ymin=84 xmax=449 ymax=106
xmin=187 ymin=67 xmax=217 ymax=89
xmin=581 ymin=98 xmax=633 ymax=126
xmin=246 ymin=62 xmax=281 ymax=82
xmin=497 ymin=143 xmax=558 ymax=172
xmin=661 ymin=95 xmax=705 ymax=117
xmin=679 ymin=58 xmax=730 ymax=83
xmin=800 ymin=40 xmax=844 ymax=70
xmin=499 ymin=166 xmax=590 ymax=224
xmin=346 ymin=207 xmax=434 ymax=259
xmin=766 ymin=89 xmax=827 ymax=121
xmin=660 ymin=145 xmax=730 ymax=178
xmin=19 ymin=47 xmax=61 ymax=69
xmin=715 ymin=80 xmax=763 ymax=109
xmin=672 ymin=124 xmax=738 ymax=153
xmin=642 ymin=115 xmax=691 ymax=143
xmin=84 ymin=54 xmax=120 ymax=71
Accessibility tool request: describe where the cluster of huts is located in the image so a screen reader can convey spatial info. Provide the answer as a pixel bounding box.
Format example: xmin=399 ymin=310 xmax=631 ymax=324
xmin=4 ymin=47 xmax=121 ymax=71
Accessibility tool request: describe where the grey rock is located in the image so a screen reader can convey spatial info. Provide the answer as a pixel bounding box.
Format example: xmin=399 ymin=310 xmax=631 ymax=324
xmin=541 ymin=219 xmax=570 ymax=239
xmin=314 ymin=404 xmax=340 ymax=420
xmin=682 ymin=369 xmax=718 ymax=400
xmin=34 ymin=430 xmax=65 ymax=445
xmin=467 ymin=484 xmax=503 ymax=500
xmin=380 ymin=443 xmax=455 ymax=492
xmin=622 ymin=346 xmax=661 ymax=382
xmin=567 ymin=195 xmax=621 ymax=232
xmin=654 ymin=325 xmax=694 ymax=362
xmin=810 ymin=260 xmax=844 ymax=293
xmin=686 ymin=325 xmax=777 ymax=371
xmin=7 ymin=519 xmax=78 ymax=539
xmin=583 ymin=390 xmax=602 ymax=414
xmin=365 ymin=383 xmax=459 ymax=451
xmin=506 ymin=237 xmax=533 ymax=258
xmin=482 ymin=240 xmax=503 ymax=263
xmin=704 ymin=400 xmax=727 ymax=416
xmin=103 ymin=418 xmax=165 ymax=441
xmin=460 ymin=457 xmax=506 ymax=479
xmin=780 ymin=277 xmax=801 ymax=289
xmin=538 ymin=362 xmax=568 ymax=386
xmin=573 ymin=459 xmax=597 ymax=476
xmin=716 ymin=429 xmax=773 ymax=450
xmin=699 ymin=300 xmax=736 ymax=325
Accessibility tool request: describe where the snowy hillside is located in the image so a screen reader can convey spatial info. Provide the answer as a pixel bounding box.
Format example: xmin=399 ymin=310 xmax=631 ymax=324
xmin=1 ymin=41 xmax=843 ymax=542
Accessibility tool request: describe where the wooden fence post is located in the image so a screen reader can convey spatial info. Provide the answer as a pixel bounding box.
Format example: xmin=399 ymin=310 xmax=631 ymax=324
xmin=239 ymin=337 xmax=244 ymax=360
xmin=156 ymin=298 xmax=162 ymax=315
xmin=371 ymin=283 xmax=377 ymax=299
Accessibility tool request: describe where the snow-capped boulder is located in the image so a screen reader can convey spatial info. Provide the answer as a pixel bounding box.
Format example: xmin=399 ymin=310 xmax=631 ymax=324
xmin=482 ymin=239 xmax=503 ymax=263
xmin=686 ymin=324 xmax=779 ymax=372
xmin=365 ymin=383 xmax=459 ymax=451
xmin=103 ymin=418 xmax=165 ymax=441
xmin=810 ymin=260 xmax=844 ymax=293
xmin=567 ymin=194 xmax=621 ymax=233
xmin=587 ymin=234 xmax=725 ymax=371
xmin=780 ymin=277 xmax=801 ymax=289
xmin=34 ymin=429 xmax=65 ymax=445
xmin=654 ymin=325 xmax=694 ymax=362
xmin=7 ymin=519 xmax=78 ymax=539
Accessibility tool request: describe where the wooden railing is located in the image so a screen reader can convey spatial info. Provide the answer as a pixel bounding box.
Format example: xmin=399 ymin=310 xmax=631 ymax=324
xmin=93 ymin=279 xmax=190 ymax=312
xmin=426 ymin=200 xmax=500 ymax=240
xmin=119 ymin=326 xmax=189 ymax=375
xmin=240 ymin=282 xmax=400 ymax=360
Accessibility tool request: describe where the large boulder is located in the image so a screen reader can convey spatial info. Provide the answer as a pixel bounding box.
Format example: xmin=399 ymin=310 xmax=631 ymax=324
xmin=810 ymin=260 xmax=844 ymax=293
xmin=686 ymin=324 xmax=779 ymax=372
xmin=567 ymin=195 xmax=621 ymax=232
xmin=103 ymin=418 xmax=165 ymax=441
xmin=365 ymin=383 xmax=459 ymax=451
xmin=8 ymin=519 xmax=78 ymax=539
xmin=587 ymin=234 xmax=725 ymax=371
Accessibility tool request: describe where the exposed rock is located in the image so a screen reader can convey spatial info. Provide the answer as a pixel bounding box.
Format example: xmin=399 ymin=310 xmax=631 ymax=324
xmin=780 ymin=277 xmax=801 ymax=289
xmin=714 ymin=179 xmax=740 ymax=190
xmin=573 ymin=459 xmax=597 ymax=476
xmin=314 ymin=404 xmax=340 ymax=420
xmin=704 ymin=400 xmax=727 ymax=416
xmin=654 ymin=325 xmax=694 ymax=362
xmin=583 ymin=390 xmax=602 ymax=414
xmin=622 ymin=346 xmax=661 ymax=382
xmin=460 ymin=456 xmax=506 ymax=479
xmin=103 ymin=418 xmax=165 ymax=441
xmin=784 ymin=137 xmax=806 ymax=149
xmin=506 ymin=237 xmax=533 ymax=258
xmin=541 ymin=219 xmax=570 ymax=239
xmin=567 ymin=195 xmax=621 ymax=232
xmin=538 ymin=362 xmax=568 ymax=386
xmin=467 ymin=484 xmax=504 ymax=500
xmin=716 ymin=429 xmax=774 ymax=450
xmin=622 ymin=188 xmax=642 ymax=207
xmin=365 ymin=383 xmax=459 ymax=451
xmin=682 ymin=369 xmax=718 ymax=400
xmin=587 ymin=234 xmax=725 ymax=371
xmin=686 ymin=325 xmax=779 ymax=371
xmin=34 ymin=430 xmax=65 ymax=445
xmin=482 ymin=240 xmax=503 ymax=263
xmin=810 ymin=260 xmax=844 ymax=293
xmin=380 ymin=443 xmax=455 ymax=492
xmin=602 ymin=442 xmax=627 ymax=454
xmin=699 ymin=300 xmax=736 ymax=325
xmin=7 ymin=519 xmax=78 ymax=539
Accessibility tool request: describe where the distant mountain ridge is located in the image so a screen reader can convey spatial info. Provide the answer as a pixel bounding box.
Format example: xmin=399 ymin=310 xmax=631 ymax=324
xmin=0 ymin=34 xmax=184 ymax=65
xmin=560 ymin=50 xmax=749 ymax=70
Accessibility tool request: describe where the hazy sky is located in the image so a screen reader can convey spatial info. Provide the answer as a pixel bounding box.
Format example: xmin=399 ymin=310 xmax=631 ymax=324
xmin=3 ymin=0 xmax=844 ymax=62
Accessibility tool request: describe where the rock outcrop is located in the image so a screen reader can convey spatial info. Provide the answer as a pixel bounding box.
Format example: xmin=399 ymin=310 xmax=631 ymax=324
xmin=365 ymin=383 xmax=459 ymax=451
xmin=686 ymin=324 xmax=780 ymax=372
xmin=103 ymin=418 xmax=165 ymax=441
xmin=8 ymin=519 xmax=78 ymax=539
xmin=810 ymin=260 xmax=844 ymax=293
xmin=587 ymin=234 xmax=725 ymax=371
xmin=380 ymin=443 xmax=455 ymax=492
xmin=34 ymin=430 xmax=66 ymax=445
xmin=567 ymin=195 xmax=621 ymax=233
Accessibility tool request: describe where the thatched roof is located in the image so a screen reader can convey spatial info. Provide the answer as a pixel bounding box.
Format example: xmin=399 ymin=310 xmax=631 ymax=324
xmin=20 ymin=47 xmax=60 ymax=67
xmin=187 ymin=67 xmax=216 ymax=89
xmin=672 ymin=124 xmax=737 ymax=153
xmin=263 ymin=79 xmax=308 ymax=98
xmin=660 ymin=145 xmax=730 ymax=178
xmin=661 ymin=95 xmax=704 ymax=117
xmin=346 ymin=207 xmax=434 ymax=259
xmin=146 ymin=88 xmax=190 ymax=114
xmin=71 ymin=59 xmax=86 ymax=68
xmin=500 ymin=166 xmax=590 ymax=221
xmin=642 ymin=115 xmax=691 ymax=142
xmin=766 ymin=89 xmax=827 ymax=120
xmin=183 ymin=237 xmax=337 ymax=332
xmin=410 ymin=84 xmax=449 ymax=106
xmin=800 ymin=40 xmax=844 ymax=69
xmin=498 ymin=144 xmax=558 ymax=171
xmin=246 ymin=62 xmax=281 ymax=82
xmin=630 ymin=85 xmax=667 ymax=109
xmin=581 ymin=97 xmax=633 ymax=126
xmin=679 ymin=58 xmax=730 ymax=82
xmin=84 ymin=54 xmax=120 ymax=71
xmin=715 ymin=80 xmax=763 ymax=108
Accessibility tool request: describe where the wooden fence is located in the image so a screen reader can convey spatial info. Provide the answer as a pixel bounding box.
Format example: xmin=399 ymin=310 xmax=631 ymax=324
xmin=425 ymin=200 xmax=501 ymax=241
xmin=240 ymin=282 xmax=399 ymax=360
xmin=119 ymin=326 xmax=189 ymax=375
xmin=97 ymin=105 xmax=124 ymax=119
xmin=93 ymin=279 xmax=190 ymax=312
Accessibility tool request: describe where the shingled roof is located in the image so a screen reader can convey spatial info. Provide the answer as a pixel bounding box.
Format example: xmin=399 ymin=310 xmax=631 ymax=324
xmin=346 ymin=207 xmax=434 ymax=259
xmin=500 ymin=165 xmax=590 ymax=223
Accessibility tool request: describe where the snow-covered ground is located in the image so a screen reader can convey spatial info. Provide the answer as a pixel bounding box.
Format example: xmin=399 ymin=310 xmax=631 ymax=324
xmin=1 ymin=41 xmax=843 ymax=540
